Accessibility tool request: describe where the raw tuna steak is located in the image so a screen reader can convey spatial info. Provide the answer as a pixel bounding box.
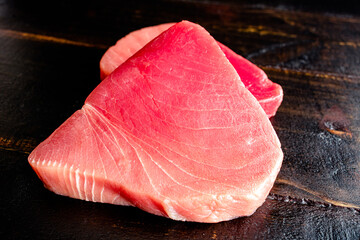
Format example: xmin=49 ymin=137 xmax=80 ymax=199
xmin=100 ymin=23 xmax=174 ymax=80
xmin=28 ymin=21 xmax=283 ymax=223
xmin=100 ymin=23 xmax=283 ymax=117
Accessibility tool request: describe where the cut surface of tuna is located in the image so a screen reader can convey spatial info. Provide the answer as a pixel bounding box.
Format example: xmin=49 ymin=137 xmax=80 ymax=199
xmin=28 ymin=21 xmax=283 ymax=223
xmin=99 ymin=23 xmax=283 ymax=117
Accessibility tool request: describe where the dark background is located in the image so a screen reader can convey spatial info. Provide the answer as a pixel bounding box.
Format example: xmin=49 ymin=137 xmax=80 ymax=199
xmin=1 ymin=0 xmax=359 ymax=239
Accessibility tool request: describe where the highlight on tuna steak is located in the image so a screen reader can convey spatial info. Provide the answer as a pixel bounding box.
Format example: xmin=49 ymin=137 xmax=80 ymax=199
xmin=100 ymin=23 xmax=283 ymax=117
xmin=28 ymin=21 xmax=283 ymax=223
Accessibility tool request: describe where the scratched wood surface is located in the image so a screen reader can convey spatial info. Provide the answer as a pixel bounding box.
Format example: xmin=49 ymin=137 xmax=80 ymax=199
xmin=1 ymin=0 xmax=360 ymax=239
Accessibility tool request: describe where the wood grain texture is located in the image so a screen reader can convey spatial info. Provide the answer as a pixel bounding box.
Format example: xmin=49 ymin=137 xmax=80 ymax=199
xmin=1 ymin=0 xmax=359 ymax=238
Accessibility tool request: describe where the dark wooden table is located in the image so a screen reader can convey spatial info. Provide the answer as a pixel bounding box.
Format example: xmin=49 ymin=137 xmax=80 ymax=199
xmin=1 ymin=0 xmax=359 ymax=239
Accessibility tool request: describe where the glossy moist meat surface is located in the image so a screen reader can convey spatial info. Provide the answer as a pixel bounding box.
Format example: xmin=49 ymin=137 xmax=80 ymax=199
xmin=28 ymin=21 xmax=283 ymax=223
xmin=100 ymin=23 xmax=283 ymax=117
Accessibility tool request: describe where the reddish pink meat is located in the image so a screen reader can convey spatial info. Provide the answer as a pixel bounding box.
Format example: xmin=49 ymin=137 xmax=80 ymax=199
xmin=100 ymin=23 xmax=174 ymax=80
xmin=100 ymin=23 xmax=283 ymax=117
xmin=28 ymin=21 xmax=283 ymax=223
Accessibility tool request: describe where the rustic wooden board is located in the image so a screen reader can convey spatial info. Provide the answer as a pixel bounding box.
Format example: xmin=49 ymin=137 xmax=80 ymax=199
xmin=1 ymin=0 xmax=359 ymax=239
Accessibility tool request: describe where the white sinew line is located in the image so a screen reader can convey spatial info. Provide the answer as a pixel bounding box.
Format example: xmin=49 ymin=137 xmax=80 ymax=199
xmin=84 ymin=169 xmax=88 ymax=201
xmin=84 ymin=105 xmax=129 ymax=204
xmin=87 ymin=105 xmax=163 ymax=199
xmin=131 ymin=142 xmax=162 ymax=197
xmin=69 ymin=165 xmax=76 ymax=197
xmin=75 ymin=168 xmax=83 ymax=199
xmin=112 ymin=195 xmax=119 ymax=204
xmin=139 ymin=141 xmax=216 ymax=198
xmin=87 ymin=99 xmax=247 ymax=153
xmin=83 ymin=106 xmax=108 ymax=202
xmin=91 ymin=169 xmax=95 ymax=202
xmin=63 ymin=163 xmax=68 ymax=195
xmin=100 ymin=185 xmax=105 ymax=202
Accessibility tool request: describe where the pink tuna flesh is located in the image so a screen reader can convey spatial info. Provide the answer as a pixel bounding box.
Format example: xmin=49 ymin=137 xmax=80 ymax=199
xmin=28 ymin=21 xmax=283 ymax=223
xmin=100 ymin=23 xmax=283 ymax=117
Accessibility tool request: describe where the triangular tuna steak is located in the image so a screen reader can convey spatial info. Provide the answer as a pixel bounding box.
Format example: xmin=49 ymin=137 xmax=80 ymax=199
xmin=28 ymin=21 xmax=283 ymax=223
xmin=100 ymin=23 xmax=283 ymax=117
